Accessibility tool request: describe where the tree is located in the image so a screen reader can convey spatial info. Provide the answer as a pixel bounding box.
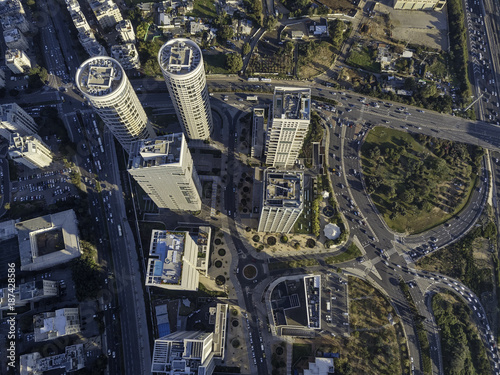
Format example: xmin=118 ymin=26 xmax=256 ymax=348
xmin=284 ymin=41 xmax=294 ymax=54
xmin=225 ymin=53 xmax=243 ymax=73
xmin=242 ymin=42 xmax=251 ymax=55
xmin=217 ymin=25 xmax=234 ymax=41
xmin=264 ymin=16 xmax=277 ymax=31
xmin=421 ymin=82 xmax=437 ymax=98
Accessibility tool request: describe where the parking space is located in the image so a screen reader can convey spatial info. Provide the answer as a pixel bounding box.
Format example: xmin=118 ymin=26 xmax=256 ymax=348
xmin=12 ymin=166 xmax=79 ymax=206
xmin=323 ymin=273 xmax=349 ymax=336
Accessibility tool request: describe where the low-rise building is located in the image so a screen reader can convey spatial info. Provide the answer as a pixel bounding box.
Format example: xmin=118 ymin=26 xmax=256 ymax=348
xmin=0 ymin=103 xmax=39 ymax=140
xmin=116 ymin=19 xmax=136 ymax=43
xmin=9 ymin=133 xmax=53 ymax=169
xmin=33 ymin=307 xmax=81 ymax=342
xmin=145 ymin=230 xmax=199 ymax=291
xmin=110 ymin=43 xmax=140 ymax=70
xmin=20 ymin=344 xmax=85 ymax=375
xmin=16 ymin=209 xmax=82 ymax=271
xmin=5 ymin=48 xmax=32 ymax=74
xmin=0 ymin=280 xmax=59 ymax=310
xmin=393 ymin=0 xmax=446 ymax=10
xmin=1 ymin=14 xmax=30 ymax=33
xmin=189 ymin=20 xmax=208 ymax=34
xmin=304 ymin=357 xmax=335 ymax=375
xmin=4 ymin=28 xmax=29 ymax=50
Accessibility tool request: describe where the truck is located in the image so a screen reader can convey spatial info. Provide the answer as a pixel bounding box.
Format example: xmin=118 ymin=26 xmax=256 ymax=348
xmin=326 ymin=301 xmax=331 ymax=312
xmin=246 ymin=95 xmax=258 ymax=101
xmin=247 ymin=77 xmax=259 ymax=82
xmin=98 ymin=137 xmax=104 ymax=153
xmin=97 ymin=160 xmax=102 ymax=171
xmin=260 ymin=78 xmax=271 ymax=82
xmin=117 ymin=225 xmax=122 ymax=237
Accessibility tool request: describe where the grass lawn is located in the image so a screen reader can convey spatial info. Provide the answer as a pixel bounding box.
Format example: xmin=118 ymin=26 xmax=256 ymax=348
xmin=361 ymin=127 xmax=479 ymax=234
xmin=324 ymin=243 xmax=361 ymax=264
xmin=187 ymin=0 xmax=217 ymax=19
xmin=298 ymin=41 xmax=336 ymax=79
xmin=347 ymin=47 xmax=381 ymax=73
xmin=292 ymin=343 xmax=312 ymax=365
xmin=204 ymin=53 xmax=230 ymax=74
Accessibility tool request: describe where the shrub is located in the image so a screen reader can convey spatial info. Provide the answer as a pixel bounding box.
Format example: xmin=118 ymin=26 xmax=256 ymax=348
xmin=252 ymin=234 xmax=260 ymax=242
xmin=306 ymin=239 xmax=316 ymax=248
xmin=267 ymin=236 xmax=277 ymax=246
xmin=280 ymin=235 xmax=288 ymax=243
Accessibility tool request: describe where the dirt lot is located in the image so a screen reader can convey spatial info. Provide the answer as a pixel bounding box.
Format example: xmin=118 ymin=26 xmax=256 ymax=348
xmin=363 ymin=0 xmax=449 ymax=50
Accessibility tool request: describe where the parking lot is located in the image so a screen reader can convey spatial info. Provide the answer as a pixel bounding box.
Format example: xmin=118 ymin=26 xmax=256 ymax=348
xmin=323 ymin=273 xmax=349 ymax=336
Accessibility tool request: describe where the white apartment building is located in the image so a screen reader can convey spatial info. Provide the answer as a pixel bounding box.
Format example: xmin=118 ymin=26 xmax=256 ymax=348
xmin=9 ymin=133 xmax=53 ymax=169
xmin=258 ymin=170 xmax=304 ymax=233
xmin=158 ymin=38 xmax=213 ymax=140
xmin=393 ymin=0 xmax=446 ymax=10
xmin=110 ymin=43 xmax=140 ymax=70
xmin=151 ymin=331 xmax=215 ymax=375
xmin=76 ymin=56 xmax=155 ymax=151
xmin=71 ymin=10 xmax=91 ymax=33
xmin=265 ymin=87 xmax=311 ymax=168
xmin=4 ymin=28 xmax=29 ymax=50
xmin=145 ymin=230 xmax=200 ymax=291
xmin=128 ymin=133 xmax=202 ymax=211
xmin=33 ymin=307 xmax=80 ymax=342
xmin=0 ymin=103 xmax=39 ymax=140
xmin=89 ymin=0 xmax=123 ymax=28
xmin=5 ymin=48 xmax=31 ymax=74
xmin=116 ymin=19 xmax=135 ymax=43
xmin=65 ymin=0 xmax=80 ymax=12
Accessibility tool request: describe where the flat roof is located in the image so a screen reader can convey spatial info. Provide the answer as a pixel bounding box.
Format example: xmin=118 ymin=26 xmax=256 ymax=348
xmin=159 ymin=38 xmax=202 ymax=75
xmin=128 ymin=133 xmax=184 ymax=170
xmin=273 ymin=87 xmax=311 ymax=121
xmin=147 ymin=231 xmax=186 ymax=286
xmin=76 ymin=56 xmax=124 ymax=97
xmin=264 ymin=170 xmax=303 ymax=209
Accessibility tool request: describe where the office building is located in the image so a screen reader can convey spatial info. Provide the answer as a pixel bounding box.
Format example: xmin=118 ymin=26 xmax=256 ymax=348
xmin=265 ymin=87 xmax=311 ymax=168
xmin=128 ymin=133 xmax=202 ymax=211
xmin=145 ymin=229 xmax=199 ymax=291
xmin=76 ymin=56 xmax=155 ymax=151
xmin=393 ymin=0 xmax=446 ymax=10
xmin=3 ymin=28 xmax=28 ymax=50
xmin=111 ymin=43 xmax=140 ymax=70
xmin=20 ymin=344 xmax=85 ymax=375
xmin=258 ymin=170 xmax=304 ymax=233
xmin=16 ymin=209 xmax=81 ymax=271
xmin=5 ymin=48 xmax=31 ymax=74
xmin=0 ymin=103 xmax=39 ymax=140
xmin=158 ymin=38 xmax=212 ymax=140
xmin=8 ymin=133 xmax=53 ymax=169
xmin=33 ymin=307 xmax=80 ymax=342
xmin=116 ymin=19 xmax=135 ymax=43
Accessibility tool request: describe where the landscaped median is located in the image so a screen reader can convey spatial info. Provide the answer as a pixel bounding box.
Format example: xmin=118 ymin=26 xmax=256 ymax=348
xmin=324 ymin=243 xmax=361 ymax=265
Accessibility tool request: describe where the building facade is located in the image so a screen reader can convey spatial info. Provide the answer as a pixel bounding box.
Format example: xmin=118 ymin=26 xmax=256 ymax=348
xmin=90 ymin=0 xmax=123 ymax=28
xmin=3 ymin=28 xmax=28 ymax=50
xmin=110 ymin=43 xmax=140 ymax=70
xmin=128 ymin=133 xmax=202 ymax=211
xmin=5 ymin=49 xmax=31 ymax=74
xmin=258 ymin=170 xmax=304 ymax=233
xmin=8 ymin=133 xmax=53 ymax=169
xmin=0 ymin=103 xmax=39 ymax=140
xmin=75 ymin=56 xmax=155 ymax=151
xmin=116 ymin=19 xmax=135 ymax=43
xmin=145 ymin=230 xmax=199 ymax=291
xmin=158 ymin=38 xmax=212 ymax=140
xmin=393 ymin=0 xmax=446 ymax=9
xmin=265 ymin=87 xmax=311 ymax=168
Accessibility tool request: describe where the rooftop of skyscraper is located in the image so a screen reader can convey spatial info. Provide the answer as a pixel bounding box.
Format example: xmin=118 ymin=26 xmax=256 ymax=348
xmin=159 ymin=38 xmax=202 ymax=75
xmin=264 ymin=170 xmax=303 ymax=208
xmin=273 ymin=87 xmax=311 ymax=121
xmin=76 ymin=56 xmax=124 ymax=97
xmin=128 ymin=133 xmax=183 ymax=169
xmin=146 ymin=230 xmax=186 ymax=286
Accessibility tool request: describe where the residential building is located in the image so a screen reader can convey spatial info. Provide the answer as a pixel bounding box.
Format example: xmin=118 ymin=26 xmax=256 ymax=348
xmin=89 ymin=0 xmax=123 ymax=28
xmin=116 ymin=19 xmax=135 ymax=43
xmin=5 ymin=48 xmax=31 ymax=74
xmin=307 ymin=18 xmax=329 ymax=38
xmin=188 ymin=20 xmax=207 ymax=34
xmin=158 ymin=38 xmax=213 ymax=140
xmin=16 ymin=209 xmax=81 ymax=271
xmin=20 ymin=344 xmax=85 ymax=375
xmin=78 ymin=30 xmax=107 ymax=57
xmin=111 ymin=43 xmax=140 ymax=70
xmin=0 ymin=103 xmax=39 ymax=140
xmin=71 ymin=10 xmax=91 ymax=33
xmin=128 ymin=133 xmax=202 ymax=211
xmin=145 ymin=229 xmax=200 ymax=291
xmin=304 ymin=357 xmax=335 ymax=375
xmin=265 ymin=87 xmax=311 ymax=168
xmin=8 ymin=133 xmax=53 ymax=169
xmin=33 ymin=307 xmax=80 ymax=342
xmin=393 ymin=0 xmax=446 ymax=10
xmin=1 ymin=14 xmax=30 ymax=33
xmin=0 ymin=69 xmax=5 ymax=89
xmin=65 ymin=0 xmax=80 ymax=12
xmin=158 ymin=12 xmax=174 ymax=28
xmin=258 ymin=170 xmax=304 ymax=233
xmin=0 ymin=0 xmax=24 ymax=17
xmin=4 ymin=28 xmax=29 ymax=50
xmin=0 ymin=280 xmax=59 ymax=310
xmin=76 ymin=56 xmax=155 ymax=151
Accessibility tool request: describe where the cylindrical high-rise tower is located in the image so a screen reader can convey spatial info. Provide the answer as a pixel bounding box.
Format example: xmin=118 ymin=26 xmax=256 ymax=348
xmin=75 ymin=56 xmax=155 ymax=151
xmin=158 ymin=39 xmax=212 ymax=140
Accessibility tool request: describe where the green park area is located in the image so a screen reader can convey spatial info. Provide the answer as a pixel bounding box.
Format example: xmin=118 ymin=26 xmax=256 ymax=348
xmin=187 ymin=0 xmax=217 ymax=19
xmin=361 ymin=127 xmax=482 ymax=234
xmin=346 ymin=46 xmax=381 ymax=73
xmin=432 ymin=293 xmax=491 ymax=375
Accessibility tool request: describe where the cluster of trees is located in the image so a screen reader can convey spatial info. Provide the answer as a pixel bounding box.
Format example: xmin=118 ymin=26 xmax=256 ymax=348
xmin=72 ymin=242 xmax=104 ymax=301
xmin=329 ymin=19 xmax=347 ymax=49
xmin=225 ymin=53 xmax=243 ymax=73
xmin=299 ymin=110 xmax=323 ymax=162
xmin=447 ymin=0 xmax=471 ymax=103
xmin=432 ymin=293 xmax=490 ymax=375
xmin=242 ymin=0 xmax=263 ymax=26
xmin=137 ymin=40 xmax=163 ymax=76
xmin=28 ymin=65 xmax=49 ymax=89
